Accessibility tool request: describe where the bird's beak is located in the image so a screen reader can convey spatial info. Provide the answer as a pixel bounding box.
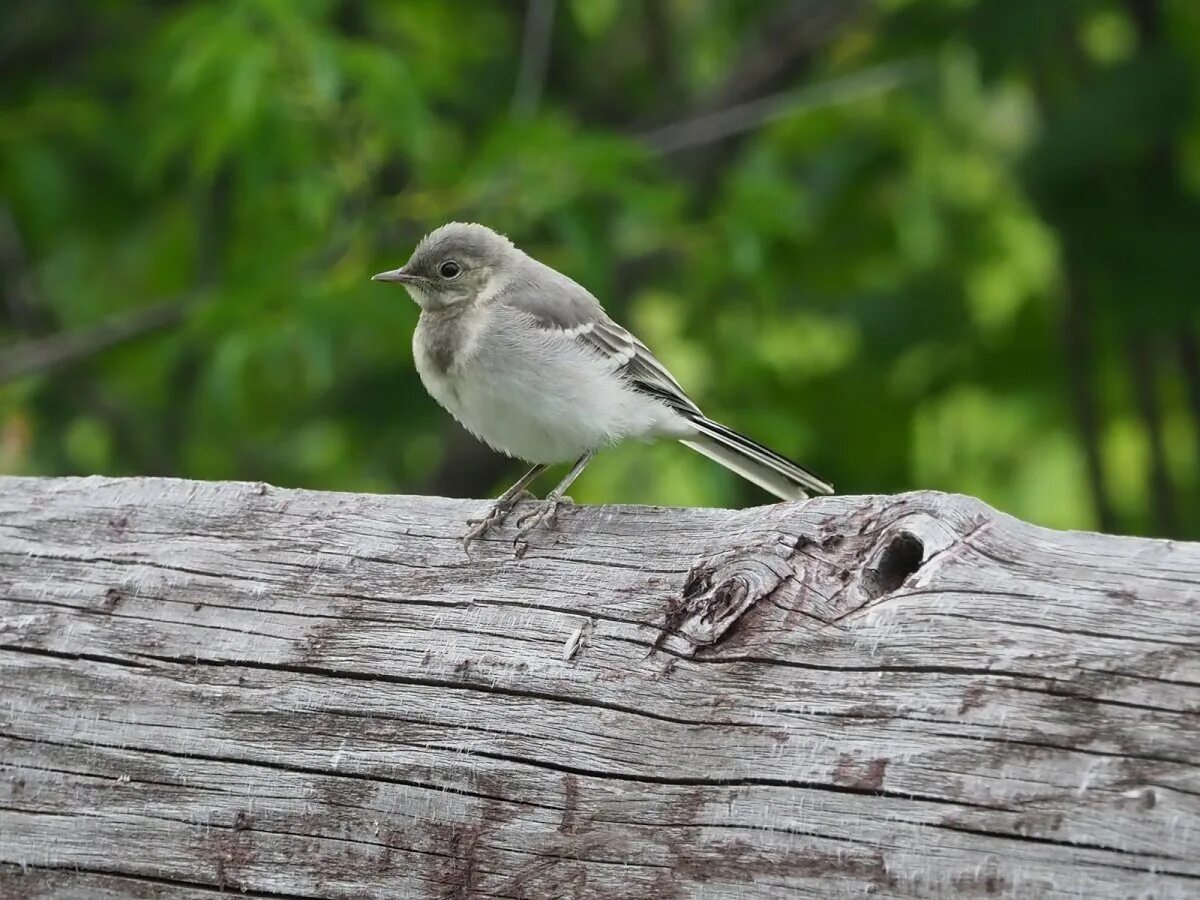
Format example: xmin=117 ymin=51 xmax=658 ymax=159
xmin=371 ymin=268 xmax=421 ymax=284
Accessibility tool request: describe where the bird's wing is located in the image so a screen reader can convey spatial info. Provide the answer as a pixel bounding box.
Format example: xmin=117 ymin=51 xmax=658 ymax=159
xmin=498 ymin=268 xmax=702 ymax=417
xmin=572 ymin=317 xmax=702 ymax=417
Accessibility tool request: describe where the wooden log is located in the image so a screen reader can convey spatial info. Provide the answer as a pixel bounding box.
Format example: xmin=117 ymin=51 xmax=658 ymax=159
xmin=0 ymin=475 xmax=1197 ymax=899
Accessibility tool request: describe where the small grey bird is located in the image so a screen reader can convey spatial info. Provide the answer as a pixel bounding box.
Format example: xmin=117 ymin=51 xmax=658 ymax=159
xmin=373 ymin=222 xmax=832 ymax=550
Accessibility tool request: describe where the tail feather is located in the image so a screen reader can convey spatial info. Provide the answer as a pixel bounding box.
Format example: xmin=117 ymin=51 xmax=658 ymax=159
xmin=680 ymin=416 xmax=833 ymax=501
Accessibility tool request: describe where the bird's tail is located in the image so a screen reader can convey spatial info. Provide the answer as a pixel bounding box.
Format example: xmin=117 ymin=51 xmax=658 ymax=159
xmin=679 ymin=416 xmax=833 ymax=501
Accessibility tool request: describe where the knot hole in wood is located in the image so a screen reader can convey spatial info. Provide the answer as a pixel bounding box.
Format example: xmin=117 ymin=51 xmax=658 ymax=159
xmin=861 ymin=530 xmax=924 ymax=600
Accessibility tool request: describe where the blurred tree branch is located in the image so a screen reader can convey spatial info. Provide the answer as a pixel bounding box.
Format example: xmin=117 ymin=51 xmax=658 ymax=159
xmin=0 ymin=206 xmax=53 ymax=336
xmin=511 ymin=0 xmax=556 ymax=118
xmin=1125 ymin=0 xmax=1183 ymax=535
xmin=0 ymin=300 xmax=190 ymax=385
xmin=0 ymin=205 xmax=191 ymax=474
xmin=698 ymin=0 xmax=867 ymax=113
xmin=1061 ymin=269 xmax=1115 ymax=533
xmin=1125 ymin=0 xmax=1161 ymax=41
xmin=0 ymin=201 xmax=192 ymax=385
xmin=1180 ymin=331 xmax=1200 ymax=461
xmin=642 ymin=0 xmax=682 ymax=108
xmin=639 ymin=58 xmax=921 ymax=155
xmin=652 ymin=0 xmax=867 ymax=186
xmin=1127 ymin=335 xmax=1176 ymax=535
xmin=0 ymin=173 xmax=225 ymax=387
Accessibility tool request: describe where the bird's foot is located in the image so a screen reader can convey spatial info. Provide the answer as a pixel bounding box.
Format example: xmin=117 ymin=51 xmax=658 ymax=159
xmin=462 ymin=491 xmax=537 ymax=554
xmin=512 ymin=495 xmax=574 ymax=556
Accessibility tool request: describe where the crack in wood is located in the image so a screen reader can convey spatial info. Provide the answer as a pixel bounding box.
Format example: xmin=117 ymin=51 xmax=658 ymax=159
xmin=0 ymin=863 xmax=327 ymax=899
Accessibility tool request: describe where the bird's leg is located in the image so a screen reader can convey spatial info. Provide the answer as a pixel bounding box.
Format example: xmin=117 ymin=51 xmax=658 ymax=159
xmin=513 ymin=451 xmax=594 ymax=548
xmin=462 ymin=463 xmax=548 ymax=552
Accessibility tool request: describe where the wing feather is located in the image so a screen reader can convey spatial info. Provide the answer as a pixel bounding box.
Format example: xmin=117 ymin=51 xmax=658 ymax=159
xmin=497 ymin=266 xmax=701 ymax=416
xmin=579 ymin=320 xmax=701 ymax=417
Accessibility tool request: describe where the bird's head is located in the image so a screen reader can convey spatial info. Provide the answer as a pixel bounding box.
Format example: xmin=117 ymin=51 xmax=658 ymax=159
xmin=372 ymin=222 xmax=516 ymax=311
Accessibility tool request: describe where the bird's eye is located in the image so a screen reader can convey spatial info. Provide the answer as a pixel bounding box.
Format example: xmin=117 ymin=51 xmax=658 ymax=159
xmin=439 ymin=260 xmax=461 ymax=279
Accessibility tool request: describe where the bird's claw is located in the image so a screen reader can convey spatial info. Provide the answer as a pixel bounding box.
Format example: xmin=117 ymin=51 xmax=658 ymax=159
xmin=512 ymin=495 xmax=574 ymax=551
xmin=462 ymin=491 xmax=536 ymax=554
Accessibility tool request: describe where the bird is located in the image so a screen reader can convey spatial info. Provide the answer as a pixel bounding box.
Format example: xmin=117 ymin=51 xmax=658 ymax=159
xmin=372 ymin=222 xmax=832 ymax=552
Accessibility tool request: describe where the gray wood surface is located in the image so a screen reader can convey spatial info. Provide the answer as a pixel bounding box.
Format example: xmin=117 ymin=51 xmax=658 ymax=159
xmin=0 ymin=475 xmax=1197 ymax=899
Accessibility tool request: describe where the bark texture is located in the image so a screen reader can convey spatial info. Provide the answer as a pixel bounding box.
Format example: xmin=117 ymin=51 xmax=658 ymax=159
xmin=0 ymin=476 xmax=1198 ymax=899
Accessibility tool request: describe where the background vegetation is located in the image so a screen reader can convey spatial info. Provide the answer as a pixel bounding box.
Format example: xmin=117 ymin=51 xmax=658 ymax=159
xmin=3 ymin=0 xmax=1199 ymax=539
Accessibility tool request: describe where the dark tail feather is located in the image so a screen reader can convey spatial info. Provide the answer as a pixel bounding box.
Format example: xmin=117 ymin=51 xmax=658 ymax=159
xmin=679 ymin=416 xmax=833 ymax=501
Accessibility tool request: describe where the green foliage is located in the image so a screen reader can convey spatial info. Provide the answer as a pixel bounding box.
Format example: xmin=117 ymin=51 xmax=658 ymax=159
xmin=2 ymin=0 xmax=1198 ymax=538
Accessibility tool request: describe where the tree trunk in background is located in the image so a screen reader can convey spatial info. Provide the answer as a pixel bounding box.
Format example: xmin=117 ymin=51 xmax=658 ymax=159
xmin=1060 ymin=269 xmax=1116 ymax=534
xmin=1127 ymin=334 xmax=1177 ymax=536
xmin=1 ymin=477 xmax=1197 ymax=898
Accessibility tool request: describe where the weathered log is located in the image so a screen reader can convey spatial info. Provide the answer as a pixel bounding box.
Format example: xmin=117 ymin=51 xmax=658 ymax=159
xmin=0 ymin=476 xmax=1197 ymax=899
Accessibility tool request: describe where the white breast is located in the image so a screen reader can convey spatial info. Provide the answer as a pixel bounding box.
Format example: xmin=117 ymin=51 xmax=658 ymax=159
xmin=414 ymin=305 xmax=687 ymax=464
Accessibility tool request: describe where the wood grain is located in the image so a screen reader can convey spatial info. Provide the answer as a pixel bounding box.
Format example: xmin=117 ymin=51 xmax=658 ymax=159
xmin=0 ymin=476 xmax=1197 ymax=898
